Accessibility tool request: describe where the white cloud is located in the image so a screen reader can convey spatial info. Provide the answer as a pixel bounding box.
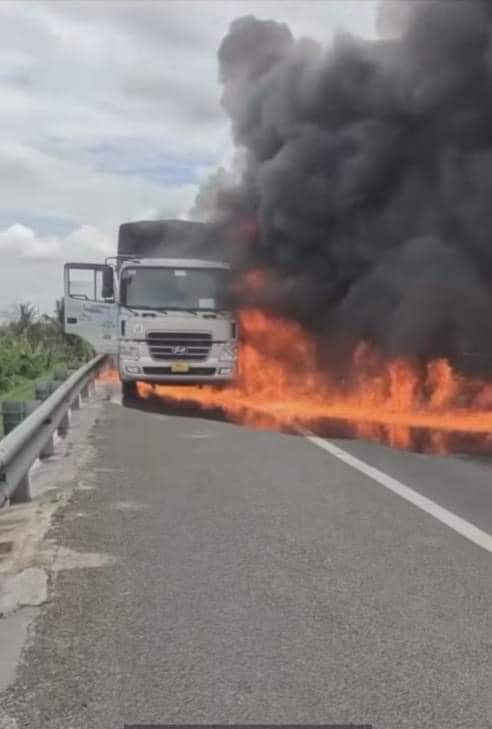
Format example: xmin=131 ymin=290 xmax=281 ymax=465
xmin=0 ymin=223 xmax=115 ymax=313
xmin=0 ymin=223 xmax=60 ymax=259
xmin=0 ymin=223 xmax=112 ymax=260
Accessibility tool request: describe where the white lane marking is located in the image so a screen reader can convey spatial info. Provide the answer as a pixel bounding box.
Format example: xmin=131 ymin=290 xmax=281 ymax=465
xmin=183 ymin=433 xmax=216 ymax=440
xmin=300 ymin=428 xmax=492 ymax=555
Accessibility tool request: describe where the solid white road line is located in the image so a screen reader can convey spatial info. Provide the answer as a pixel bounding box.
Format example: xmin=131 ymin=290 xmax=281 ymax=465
xmin=301 ymin=428 xmax=492 ymax=555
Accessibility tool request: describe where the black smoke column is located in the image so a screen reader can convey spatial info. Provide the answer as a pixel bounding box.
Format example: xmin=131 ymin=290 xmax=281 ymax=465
xmin=210 ymin=2 xmax=492 ymax=366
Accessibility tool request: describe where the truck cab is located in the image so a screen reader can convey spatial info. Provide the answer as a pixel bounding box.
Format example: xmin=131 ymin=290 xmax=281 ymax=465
xmin=64 ymin=221 xmax=238 ymax=396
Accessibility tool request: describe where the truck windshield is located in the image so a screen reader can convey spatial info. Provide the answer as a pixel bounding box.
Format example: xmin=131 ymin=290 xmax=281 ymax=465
xmin=120 ymin=266 xmax=229 ymax=311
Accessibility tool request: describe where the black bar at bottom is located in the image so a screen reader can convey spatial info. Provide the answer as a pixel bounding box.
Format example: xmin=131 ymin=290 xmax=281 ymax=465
xmin=125 ymin=725 xmax=373 ymax=729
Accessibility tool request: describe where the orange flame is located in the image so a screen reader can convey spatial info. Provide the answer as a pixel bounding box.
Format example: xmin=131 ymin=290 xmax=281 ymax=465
xmin=136 ymin=308 xmax=492 ymax=453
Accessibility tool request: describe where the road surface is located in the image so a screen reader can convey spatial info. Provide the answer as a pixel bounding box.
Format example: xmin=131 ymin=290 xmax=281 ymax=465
xmin=0 ymin=387 xmax=491 ymax=728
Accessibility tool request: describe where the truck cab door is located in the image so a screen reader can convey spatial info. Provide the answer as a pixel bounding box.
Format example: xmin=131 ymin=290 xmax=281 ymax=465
xmin=64 ymin=263 xmax=118 ymax=355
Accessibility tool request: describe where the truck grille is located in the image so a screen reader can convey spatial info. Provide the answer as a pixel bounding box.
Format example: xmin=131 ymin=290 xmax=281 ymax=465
xmin=146 ymin=332 xmax=212 ymax=361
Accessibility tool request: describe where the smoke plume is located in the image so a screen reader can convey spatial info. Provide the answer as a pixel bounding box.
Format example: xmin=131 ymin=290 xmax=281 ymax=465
xmin=200 ymin=1 xmax=492 ymax=366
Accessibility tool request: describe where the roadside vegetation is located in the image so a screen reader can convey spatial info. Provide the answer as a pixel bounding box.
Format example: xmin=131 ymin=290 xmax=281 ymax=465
xmin=0 ymin=301 xmax=93 ymax=400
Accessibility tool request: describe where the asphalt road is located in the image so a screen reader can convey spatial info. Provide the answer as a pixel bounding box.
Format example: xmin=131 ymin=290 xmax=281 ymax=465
xmin=1 ymin=392 xmax=491 ymax=729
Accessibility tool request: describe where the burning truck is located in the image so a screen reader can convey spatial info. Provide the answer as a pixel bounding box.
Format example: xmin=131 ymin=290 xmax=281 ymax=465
xmin=64 ymin=219 xmax=238 ymax=398
xmin=64 ymin=4 xmax=492 ymax=453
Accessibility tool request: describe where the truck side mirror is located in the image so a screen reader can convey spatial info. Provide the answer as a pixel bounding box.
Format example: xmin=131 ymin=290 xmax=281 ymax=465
xmin=102 ymin=266 xmax=114 ymax=299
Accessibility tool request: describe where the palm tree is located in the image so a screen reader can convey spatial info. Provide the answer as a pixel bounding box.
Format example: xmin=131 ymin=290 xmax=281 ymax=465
xmin=9 ymin=302 xmax=41 ymax=344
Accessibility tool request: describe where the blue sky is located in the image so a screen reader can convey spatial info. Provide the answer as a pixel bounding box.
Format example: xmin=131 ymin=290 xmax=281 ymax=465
xmin=0 ymin=0 xmax=380 ymax=315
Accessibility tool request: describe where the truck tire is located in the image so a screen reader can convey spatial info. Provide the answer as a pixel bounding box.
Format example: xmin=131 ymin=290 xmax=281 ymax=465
xmin=121 ymin=380 xmax=138 ymax=400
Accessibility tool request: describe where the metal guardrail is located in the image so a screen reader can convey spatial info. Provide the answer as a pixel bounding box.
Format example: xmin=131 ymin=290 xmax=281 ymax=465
xmin=0 ymin=354 xmax=106 ymax=507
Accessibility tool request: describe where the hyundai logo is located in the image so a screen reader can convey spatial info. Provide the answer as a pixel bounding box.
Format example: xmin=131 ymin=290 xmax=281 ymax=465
xmin=172 ymin=346 xmax=188 ymax=355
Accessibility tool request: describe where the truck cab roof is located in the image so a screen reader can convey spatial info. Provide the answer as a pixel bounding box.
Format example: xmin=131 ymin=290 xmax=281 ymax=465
xmin=119 ymin=257 xmax=230 ymax=270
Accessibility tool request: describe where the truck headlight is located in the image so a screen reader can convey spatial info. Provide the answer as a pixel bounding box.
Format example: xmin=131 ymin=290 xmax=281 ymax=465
xmin=119 ymin=342 xmax=140 ymax=360
xmin=220 ymin=342 xmax=237 ymax=362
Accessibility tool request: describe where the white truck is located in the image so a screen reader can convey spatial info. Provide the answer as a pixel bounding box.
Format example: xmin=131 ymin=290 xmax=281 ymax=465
xmin=64 ymin=220 xmax=238 ymax=398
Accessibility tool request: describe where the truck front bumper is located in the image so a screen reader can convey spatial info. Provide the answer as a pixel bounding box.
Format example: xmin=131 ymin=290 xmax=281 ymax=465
xmin=119 ymin=357 xmax=236 ymax=386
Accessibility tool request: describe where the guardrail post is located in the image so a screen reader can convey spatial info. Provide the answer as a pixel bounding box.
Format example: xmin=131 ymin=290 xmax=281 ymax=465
xmin=58 ymin=411 xmax=71 ymax=434
xmin=71 ymin=393 xmax=81 ymax=411
xmin=40 ymin=435 xmax=55 ymax=458
xmin=10 ymin=473 xmax=31 ymax=503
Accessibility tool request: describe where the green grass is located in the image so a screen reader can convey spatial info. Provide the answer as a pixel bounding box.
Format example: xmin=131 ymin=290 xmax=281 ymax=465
xmin=0 ymin=368 xmax=56 ymax=403
xmin=0 ymin=302 xmax=94 ymax=438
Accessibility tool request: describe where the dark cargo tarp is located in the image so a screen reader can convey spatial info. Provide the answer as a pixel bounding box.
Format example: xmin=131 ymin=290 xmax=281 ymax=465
xmin=118 ymin=220 xmax=227 ymax=262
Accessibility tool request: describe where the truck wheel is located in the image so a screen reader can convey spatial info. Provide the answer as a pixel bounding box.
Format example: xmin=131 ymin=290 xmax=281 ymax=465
xmin=121 ymin=380 xmax=138 ymax=399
